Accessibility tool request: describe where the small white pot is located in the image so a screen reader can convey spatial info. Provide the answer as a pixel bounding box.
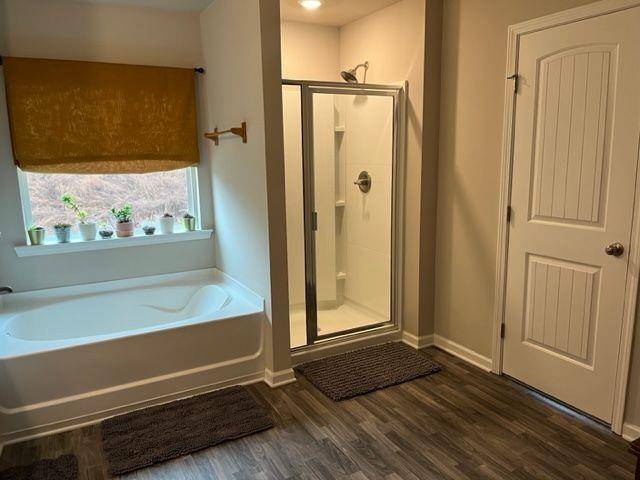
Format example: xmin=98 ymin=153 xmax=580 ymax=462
xmin=159 ymin=217 xmax=174 ymax=234
xmin=78 ymin=222 xmax=97 ymax=241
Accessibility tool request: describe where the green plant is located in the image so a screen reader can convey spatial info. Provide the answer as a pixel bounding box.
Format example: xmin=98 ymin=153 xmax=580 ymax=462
xmin=54 ymin=223 xmax=72 ymax=229
xmin=183 ymin=213 xmax=195 ymax=219
xmin=162 ymin=212 xmax=173 ymax=218
xmin=110 ymin=205 xmax=133 ymax=223
xmin=28 ymin=225 xmax=44 ymax=231
xmin=60 ymin=193 xmax=89 ymax=223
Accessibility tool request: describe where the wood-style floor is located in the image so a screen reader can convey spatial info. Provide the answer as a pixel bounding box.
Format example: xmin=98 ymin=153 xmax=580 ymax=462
xmin=0 ymin=347 xmax=635 ymax=479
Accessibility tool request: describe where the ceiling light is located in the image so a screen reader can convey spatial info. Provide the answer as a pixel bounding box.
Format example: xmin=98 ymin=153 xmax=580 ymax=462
xmin=298 ymin=0 xmax=322 ymax=10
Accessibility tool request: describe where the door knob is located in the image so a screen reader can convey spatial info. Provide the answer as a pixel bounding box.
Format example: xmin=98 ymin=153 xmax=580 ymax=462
xmin=605 ymin=242 xmax=624 ymax=257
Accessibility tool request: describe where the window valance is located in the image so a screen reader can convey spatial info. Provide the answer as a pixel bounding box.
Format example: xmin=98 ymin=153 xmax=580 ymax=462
xmin=3 ymin=57 xmax=199 ymax=174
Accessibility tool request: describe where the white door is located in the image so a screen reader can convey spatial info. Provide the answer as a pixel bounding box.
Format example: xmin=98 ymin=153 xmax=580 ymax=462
xmin=503 ymin=7 xmax=640 ymax=422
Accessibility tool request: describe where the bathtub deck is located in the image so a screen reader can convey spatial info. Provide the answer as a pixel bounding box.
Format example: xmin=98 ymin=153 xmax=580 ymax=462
xmin=0 ymin=347 xmax=635 ymax=479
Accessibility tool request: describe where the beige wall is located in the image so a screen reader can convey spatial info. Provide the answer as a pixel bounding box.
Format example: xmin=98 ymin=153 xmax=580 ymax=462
xmin=280 ymin=21 xmax=339 ymax=81
xmin=260 ymin=0 xmax=295 ymax=372
xmin=420 ymin=0 xmax=443 ymax=340
xmin=340 ymin=0 xmax=430 ymax=338
xmin=436 ymin=0 xmax=640 ymax=429
xmin=200 ymin=0 xmax=290 ymax=372
xmin=0 ymin=0 xmax=216 ymax=292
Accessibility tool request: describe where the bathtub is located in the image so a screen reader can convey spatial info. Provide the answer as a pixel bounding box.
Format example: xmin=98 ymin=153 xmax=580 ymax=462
xmin=0 ymin=268 xmax=265 ymax=443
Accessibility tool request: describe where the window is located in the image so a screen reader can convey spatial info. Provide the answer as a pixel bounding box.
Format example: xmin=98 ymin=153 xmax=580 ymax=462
xmin=18 ymin=167 xmax=200 ymax=238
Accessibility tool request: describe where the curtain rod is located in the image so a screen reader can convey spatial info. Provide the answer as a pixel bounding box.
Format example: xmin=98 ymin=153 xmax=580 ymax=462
xmin=0 ymin=56 xmax=205 ymax=73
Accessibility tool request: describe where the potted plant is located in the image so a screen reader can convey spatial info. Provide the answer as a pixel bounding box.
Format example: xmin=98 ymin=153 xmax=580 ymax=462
xmin=53 ymin=223 xmax=72 ymax=243
xmin=142 ymin=224 xmax=156 ymax=235
xmin=110 ymin=205 xmax=134 ymax=238
xmin=98 ymin=223 xmax=114 ymax=239
xmin=27 ymin=225 xmax=45 ymax=245
xmin=182 ymin=213 xmax=196 ymax=231
xmin=61 ymin=193 xmax=96 ymax=241
xmin=159 ymin=213 xmax=174 ymax=234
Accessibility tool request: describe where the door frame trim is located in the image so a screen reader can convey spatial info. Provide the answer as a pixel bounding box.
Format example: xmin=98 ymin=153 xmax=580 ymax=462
xmin=492 ymin=0 xmax=640 ymax=434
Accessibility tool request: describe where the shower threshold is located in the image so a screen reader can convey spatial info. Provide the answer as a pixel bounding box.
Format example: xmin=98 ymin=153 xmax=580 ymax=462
xmin=290 ymin=301 xmax=391 ymax=349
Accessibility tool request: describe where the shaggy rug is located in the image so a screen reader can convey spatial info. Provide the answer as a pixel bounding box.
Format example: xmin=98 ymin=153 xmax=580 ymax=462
xmin=101 ymin=385 xmax=273 ymax=476
xmin=295 ymin=342 xmax=441 ymax=401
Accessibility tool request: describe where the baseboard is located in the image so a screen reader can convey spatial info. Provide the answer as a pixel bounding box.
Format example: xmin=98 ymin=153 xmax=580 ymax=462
xmin=433 ymin=335 xmax=493 ymax=372
xmin=623 ymin=422 xmax=640 ymax=441
xmin=401 ymin=331 xmax=435 ymax=349
xmin=264 ymin=368 xmax=296 ymax=387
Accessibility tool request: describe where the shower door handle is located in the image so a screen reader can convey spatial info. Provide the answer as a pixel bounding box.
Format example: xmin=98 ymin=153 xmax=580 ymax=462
xmin=311 ymin=211 xmax=318 ymax=231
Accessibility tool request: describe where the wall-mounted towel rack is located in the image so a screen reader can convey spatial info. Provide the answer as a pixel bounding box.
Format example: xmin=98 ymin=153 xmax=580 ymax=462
xmin=204 ymin=122 xmax=247 ymax=146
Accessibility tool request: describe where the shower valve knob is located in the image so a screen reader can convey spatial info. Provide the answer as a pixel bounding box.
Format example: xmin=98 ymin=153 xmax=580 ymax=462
xmin=354 ymin=171 xmax=372 ymax=193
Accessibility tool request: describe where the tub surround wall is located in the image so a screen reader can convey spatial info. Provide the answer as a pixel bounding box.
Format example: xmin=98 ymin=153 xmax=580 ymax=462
xmin=0 ymin=0 xmax=215 ymax=292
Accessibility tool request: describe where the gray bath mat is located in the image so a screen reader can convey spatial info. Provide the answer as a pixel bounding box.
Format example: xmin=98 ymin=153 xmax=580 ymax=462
xmin=0 ymin=454 xmax=77 ymax=480
xmin=295 ymin=342 xmax=441 ymax=401
xmin=101 ymin=385 xmax=274 ymax=476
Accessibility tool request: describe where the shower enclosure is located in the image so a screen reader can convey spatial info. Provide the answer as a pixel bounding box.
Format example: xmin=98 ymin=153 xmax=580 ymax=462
xmin=282 ymin=80 xmax=403 ymax=348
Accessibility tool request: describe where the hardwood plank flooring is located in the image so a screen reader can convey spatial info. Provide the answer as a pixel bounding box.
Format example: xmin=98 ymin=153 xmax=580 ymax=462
xmin=0 ymin=347 xmax=635 ymax=479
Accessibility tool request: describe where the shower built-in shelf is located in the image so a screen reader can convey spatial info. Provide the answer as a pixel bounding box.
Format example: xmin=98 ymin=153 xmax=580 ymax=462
xmin=335 ymin=200 xmax=345 ymax=207
xmin=334 ymin=126 xmax=345 ymax=133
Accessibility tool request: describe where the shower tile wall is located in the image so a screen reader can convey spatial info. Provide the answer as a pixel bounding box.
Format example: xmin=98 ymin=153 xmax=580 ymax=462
xmin=342 ymin=95 xmax=392 ymax=318
xmin=313 ymin=95 xmax=338 ymax=307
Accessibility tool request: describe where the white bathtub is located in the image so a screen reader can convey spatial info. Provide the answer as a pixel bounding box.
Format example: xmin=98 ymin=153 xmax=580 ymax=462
xmin=0 ymin=268 xmax=266 ymax=443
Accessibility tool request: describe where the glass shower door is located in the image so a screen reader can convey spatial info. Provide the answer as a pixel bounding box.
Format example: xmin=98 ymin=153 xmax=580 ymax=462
xmin=309 ymin=89 xmax=396 ymax=342
xmin=282 ymin=84 xmax=308 ymax=348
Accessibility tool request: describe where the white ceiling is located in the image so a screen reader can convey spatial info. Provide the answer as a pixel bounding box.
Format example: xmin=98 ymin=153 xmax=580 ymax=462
xmin=76 ymin=0 xmax=402 ymax=26
xmin=280 ymin=0 xmax=402 ymax=27
xmin=76 ymin=0 xmax=213 ymax=11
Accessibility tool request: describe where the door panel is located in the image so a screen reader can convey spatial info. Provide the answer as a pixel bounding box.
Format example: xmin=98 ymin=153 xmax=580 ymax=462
xmin=524 ymin=256 xmax=599 ymax=365
xmin=531 ymin=47 xmax=614 ymax=225
xmin=503 ymin=7 xmax=640 ymax=422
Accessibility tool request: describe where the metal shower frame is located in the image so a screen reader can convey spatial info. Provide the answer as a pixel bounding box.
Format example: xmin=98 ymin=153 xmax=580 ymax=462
xmin=282 ymin=79 xmax=405 ymax=347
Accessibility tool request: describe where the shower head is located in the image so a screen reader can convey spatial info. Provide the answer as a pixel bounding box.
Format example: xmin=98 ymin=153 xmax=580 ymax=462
xmin=340 ymin=61 xmax=369 ymax=84
xmin=341 ymin=70 xmax=358 ymax=83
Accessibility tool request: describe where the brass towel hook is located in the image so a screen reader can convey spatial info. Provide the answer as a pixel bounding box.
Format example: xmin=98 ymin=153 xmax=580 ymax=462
xmin=204 ymin=122 xmax=247 ymax=146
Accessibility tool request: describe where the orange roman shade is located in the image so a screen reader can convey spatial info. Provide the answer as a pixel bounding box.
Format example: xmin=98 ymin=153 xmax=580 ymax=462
xmin=3 ymin=57 xmax=199 ymax=174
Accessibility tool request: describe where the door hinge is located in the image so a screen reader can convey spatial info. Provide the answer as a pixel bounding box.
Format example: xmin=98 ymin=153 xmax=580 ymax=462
xmin=311 ymin=211 xmax=318 ymax=231
xmin=507 ymin=73 xmax=519 ymax=93
xmin=506 ymin=206 xmax=512 ymax=223
xmin=500 ymin=323 xmax=506 ymax=339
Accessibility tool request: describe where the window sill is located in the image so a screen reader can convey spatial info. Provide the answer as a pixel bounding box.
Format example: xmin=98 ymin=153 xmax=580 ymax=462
xmin=14 ymin=229 xmax=213 ymax=257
